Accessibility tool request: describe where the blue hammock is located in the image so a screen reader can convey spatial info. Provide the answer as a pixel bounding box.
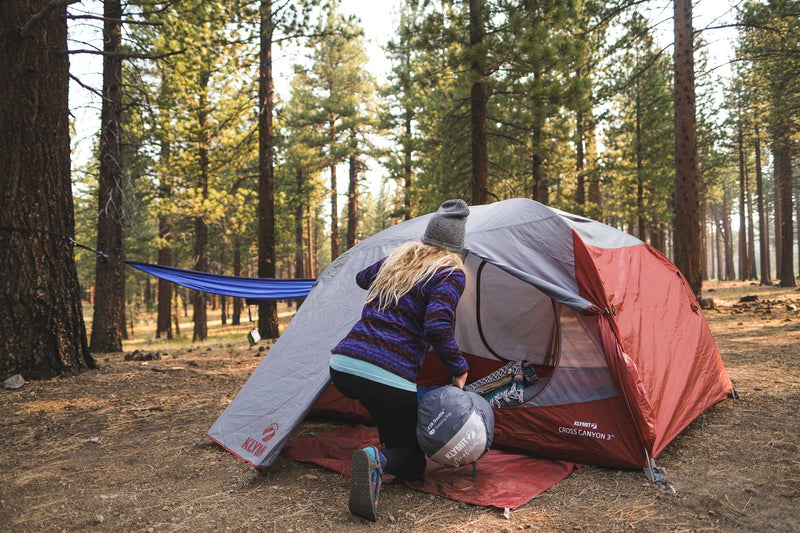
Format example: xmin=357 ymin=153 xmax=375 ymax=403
xmin=127 ymin=261 xmax=315 ymax=300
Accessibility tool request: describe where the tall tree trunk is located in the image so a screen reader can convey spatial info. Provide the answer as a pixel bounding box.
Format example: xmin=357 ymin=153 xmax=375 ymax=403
xmin=403 ymin=100 xmax=414 ymax=220
xmin=307 ymin=203 xmax=316 ymax=278
xmin=347 ymin=155 xmax=359 ymax=249
xmin=775 ymin=133 xmax=795 ymax=287
xmin=746 ymin=171 xmax=758 ymax=279
xmin=701 ymin=201 xmax=709 ymax=280
xmin=173 ymin=290 xmax=181 ymax=335
xmin=329 ymin=159 xmax=339 ymax=260
xmin=258 ymin=0 xmax=279 ymax=337
xmin=294 ymin=167 xmax=306 ymax=278
xmin=754 ymin=124 xmax=771 ymax=284
xmin=714 ymin=209 xmax=725 ymax=280
xmin=650 ymin=225 xmax=665 ymax=254
xmin=144 ymin=278 xmax=153 ymax=307
xmin=120 ymin=267 xmax=128 ymax=340
xmin=469 ymin=0 xmax=488 ymax=205
xmin=156 ymin=139 xmax=172 ymax=339
xmin=773 ymin=147 xmax=782 ymax=280
xmin=531 ymin=67 xmax=547 ymax=204
xmin=156 ymin=216 xmax=172 ymax=339
xmin=532 ymin=121 xmax=546 ymax=203
xmin=294 ymin=168 xmax=306 ymax=308
xmin=232 ymin=236 xmax=242 ymax=325
xmin=710 ymin=214 xmax=717 ymax=279
xmin=737 ymin=128 xmax=749 ymax=280
xmin=722 ymin=190 xmax=736 ymax=280
xmin=91 ymin=0 xmax=124 ymax=352
xmin=586 ymin=112 xmax=603 ymax=222
xmin=192 ymin=72 xmax=210 ymax=342
xmin=672 ymin=0 xmax=702 ymax=297
xmin=796 ymin=181 xmax=800 ymax=278
xmin=575 ymin=105 xmax=585 ymax=214
xmin=635 ymin=88 xmax=645 ymax=241
xmin=0 ymin=0 xmax=95 ymax=378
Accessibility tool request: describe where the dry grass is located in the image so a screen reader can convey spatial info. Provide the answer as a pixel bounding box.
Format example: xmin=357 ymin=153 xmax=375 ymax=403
xmin=1 ymin=282 xmax=799 ymax=532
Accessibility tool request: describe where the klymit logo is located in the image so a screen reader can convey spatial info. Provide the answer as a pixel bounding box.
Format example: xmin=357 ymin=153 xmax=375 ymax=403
xmin=444 ymin=430 xmax=476 ymax=460
xmin=241 ymin=423 xmax=280 ymax=458
xmin=573 ymin=420 xmax=598 ymax=430
xmin=261 ymin=423 xmax=278 ymax=443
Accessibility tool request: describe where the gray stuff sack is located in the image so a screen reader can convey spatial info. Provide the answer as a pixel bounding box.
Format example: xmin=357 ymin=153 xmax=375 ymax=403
xmin=416 ymin=386 xmax=495 ymax=467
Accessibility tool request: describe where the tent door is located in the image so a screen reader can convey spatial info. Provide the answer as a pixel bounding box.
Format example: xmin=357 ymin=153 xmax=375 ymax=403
xmin=474 ymin=260 xmax=560 ymax=368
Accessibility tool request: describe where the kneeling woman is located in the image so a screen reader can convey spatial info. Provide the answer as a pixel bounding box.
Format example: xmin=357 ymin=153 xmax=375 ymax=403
xmin=329 ymin=199 xmax=471 ymax=522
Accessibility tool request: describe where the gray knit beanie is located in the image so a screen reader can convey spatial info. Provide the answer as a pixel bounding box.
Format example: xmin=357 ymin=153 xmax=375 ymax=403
xmin=421 ymin=199 xmax=470 ymax=253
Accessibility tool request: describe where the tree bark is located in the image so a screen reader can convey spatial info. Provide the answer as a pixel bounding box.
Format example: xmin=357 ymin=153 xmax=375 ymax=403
xmin=156 ymin=217 xmax=172 ymax=339
xmin=575 ymin=105 xmax=585 ymax=213
xmin=156 ymin=138 xmax=172 ymax=339
xmin=329 ymin=134 xmax=339 ymax=261
xmin=737 ymin=128 xmax=750 ymax=280
xmin=91 ymin=0 xmax=125 ymax=352
xmin=403 ymin=98 xmax=414 ymax=220
xmin=532 ymin=124 xmax=546 ymax=203
xmin=586 ymin=119 xmax=603 ymax=222
xmin=173 ymin=290 xmax=181 ymax=335
xmin=0 ymin=0 xmax=95 ymax=379
xmin=773 ymin=146 xmax=782 ymax=280
xmin=258 ymin=0 xmax=279 ymax=338
xmin=754 ymin=124 xmax=771 ymax=284
xmin=307 ymin=203 xmax=316 ymax=278
xmin=746 ymin=170 xmax=757 ymax=280
xmin=635 ymin=88 xmax=645 ymax=241
xmin=714 ymin=208 xmax=725 ymax=280
xmin=192 ymin=71 xmax=210 ymax=342
xmin=295 ymin=167 xmax=306 ymax=279
xmin=796 ymin=182 xmax=800 ymax=279
xmin=701 ymin=201 xmax=708 ymax=280
xmin=347 ymin=155 xmax=359 ymax=250
xmin=232 ymin=236 xmax=242 ymax=325
xmin=293 ymin=167 xmax=306 ymax=308
xmin=469 ymin=0 xmax=488 ymax=206
xmin=672 ymin=0 xmax=702 ymax=297
xmin=775 ymin=133 xmax=795 ymax=287
xmin=722 ymin=189 xmax=736 ymax=280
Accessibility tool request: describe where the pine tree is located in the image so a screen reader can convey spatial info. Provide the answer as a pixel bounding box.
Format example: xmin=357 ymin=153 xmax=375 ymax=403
xmin=90 ymin=0 xmax=125 ymax=352
xmin=673 ymin=0 xmax=702 ymax=296
xmin=738 ymin=0 xmax=799 ymax=287
xmin=602 ymin=14 xmax=673 ymax=242
xmin=303 ymin=2 xmax=373 ymax=260
xmin=383 ymin=3 xmax=422 ymax=220
xmin=1 ymin=0 xmax=95 ymax=379
xmin=148 ymin=1 xmax=259 ymax=340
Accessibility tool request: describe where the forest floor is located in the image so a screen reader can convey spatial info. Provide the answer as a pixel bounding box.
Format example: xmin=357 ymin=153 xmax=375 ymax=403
xmin=2 ymin=281 xmax=800 ymax=532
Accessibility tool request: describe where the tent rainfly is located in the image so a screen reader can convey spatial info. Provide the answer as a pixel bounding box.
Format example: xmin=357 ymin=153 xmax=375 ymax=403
xmin=207 ymin=198 xmax=732 ymax=471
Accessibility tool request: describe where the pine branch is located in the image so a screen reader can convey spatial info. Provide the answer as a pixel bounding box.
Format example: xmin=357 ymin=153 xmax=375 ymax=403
xmin=66 ymin=14 xmax=162 ymax=26
xmin=67 ymin=49 xmax=186 ymax=60
xmin=69 ymin=73 xmax=107 ymax=101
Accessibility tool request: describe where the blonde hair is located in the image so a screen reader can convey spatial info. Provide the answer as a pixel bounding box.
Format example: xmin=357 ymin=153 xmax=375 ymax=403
xmin=365 ymin=242 xmax=465 ymax=311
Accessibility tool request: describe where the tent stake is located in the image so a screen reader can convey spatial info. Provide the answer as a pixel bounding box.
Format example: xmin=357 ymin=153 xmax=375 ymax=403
xmin=228 ymin=466 xmax=256 ymax=493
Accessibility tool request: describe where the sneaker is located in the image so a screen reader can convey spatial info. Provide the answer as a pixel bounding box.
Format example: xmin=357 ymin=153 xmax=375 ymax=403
xmin=348 ymin=446 xmax=384 ymax=522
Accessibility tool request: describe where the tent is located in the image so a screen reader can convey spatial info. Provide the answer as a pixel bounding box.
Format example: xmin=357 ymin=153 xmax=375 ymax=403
xmin=207 ymin=198 xmax=731 ymax=477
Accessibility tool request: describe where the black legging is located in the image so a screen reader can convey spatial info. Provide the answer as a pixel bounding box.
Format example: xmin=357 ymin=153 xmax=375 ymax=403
xmin=330 ymin=368 xmax=427 ymax=480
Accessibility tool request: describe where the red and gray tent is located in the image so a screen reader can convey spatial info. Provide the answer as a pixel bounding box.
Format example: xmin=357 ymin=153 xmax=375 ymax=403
xmin=207 ymin=198 xmax=731 ymax=471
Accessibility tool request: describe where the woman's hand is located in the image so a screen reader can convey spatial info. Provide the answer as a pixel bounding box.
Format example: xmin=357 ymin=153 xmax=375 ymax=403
xmin=452 ymin=372 xmax=468 ymax=389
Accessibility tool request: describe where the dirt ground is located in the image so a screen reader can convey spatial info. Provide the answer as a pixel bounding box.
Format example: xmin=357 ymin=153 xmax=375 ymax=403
xmin=1 ymin=281 xmax=799 ymax=532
